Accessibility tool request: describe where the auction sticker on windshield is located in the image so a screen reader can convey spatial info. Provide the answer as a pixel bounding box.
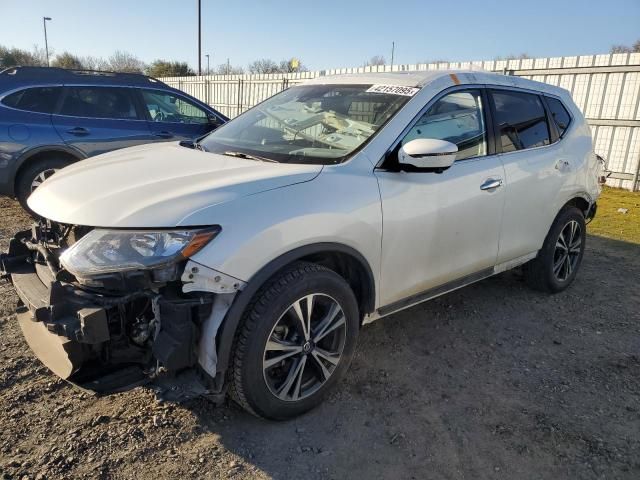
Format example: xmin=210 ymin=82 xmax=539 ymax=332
xmin=366 ymin=85 xmax=420 ymax=96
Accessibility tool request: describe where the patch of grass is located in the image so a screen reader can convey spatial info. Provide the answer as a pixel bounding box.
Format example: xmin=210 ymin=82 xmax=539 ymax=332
xmin=588 ymin=187 xmax=640 ymax=244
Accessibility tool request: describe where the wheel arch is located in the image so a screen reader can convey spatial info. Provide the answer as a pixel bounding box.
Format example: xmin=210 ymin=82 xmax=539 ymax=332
xmin=562 ymin=193 xmax=591 ymax=216
xmin=14 ymin=146 xmax=84 ymax=194
xmin=213 ymin=242 xmax=376 ymax=381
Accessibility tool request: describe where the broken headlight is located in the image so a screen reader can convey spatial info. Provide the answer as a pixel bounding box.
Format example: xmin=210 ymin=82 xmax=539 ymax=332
xmin=60 ymin=227 xmax=220 ymax=278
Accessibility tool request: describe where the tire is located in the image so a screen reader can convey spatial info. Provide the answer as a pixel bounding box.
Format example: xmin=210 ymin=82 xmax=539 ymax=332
xmin=229 ymin=262 xmax=360 ymax=420
xmin=16 ymin=157 xmax=72 ymax=214
xmin=523 ymin=206 xmax=586 ymax=293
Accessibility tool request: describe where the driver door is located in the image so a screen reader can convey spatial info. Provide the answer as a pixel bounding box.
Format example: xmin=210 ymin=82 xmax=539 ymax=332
xmin=138 ymin=89 xmax=214 ymax=142
xmin=375 ymin=88 xmax=506 ymax=308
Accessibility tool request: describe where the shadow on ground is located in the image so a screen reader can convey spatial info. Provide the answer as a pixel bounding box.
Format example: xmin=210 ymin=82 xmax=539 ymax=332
xmin=1 ymin=224 xmax=639 ymax=479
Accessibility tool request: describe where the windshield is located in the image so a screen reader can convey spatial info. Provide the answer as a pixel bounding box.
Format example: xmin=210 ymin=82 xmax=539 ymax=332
xmin=199 ymin=84 xmax=412 ymax=164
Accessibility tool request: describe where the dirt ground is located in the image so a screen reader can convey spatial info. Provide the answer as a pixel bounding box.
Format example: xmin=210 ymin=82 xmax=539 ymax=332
xmin=0 ymin=196 xmax=639 ymax=480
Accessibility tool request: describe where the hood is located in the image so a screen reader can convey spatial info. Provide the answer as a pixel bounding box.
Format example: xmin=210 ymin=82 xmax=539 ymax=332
xmin=28 ymin=142 xmax=322 ymax=227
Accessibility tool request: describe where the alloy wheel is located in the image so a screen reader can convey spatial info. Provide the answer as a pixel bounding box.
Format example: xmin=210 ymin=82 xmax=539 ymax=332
xmin=30 ymin=168 xmax=59 ymax=192
xmin=553 ymin=219 xmax=582 ymax=281
xmin=262 ymin=294 xmax=347 ymax=402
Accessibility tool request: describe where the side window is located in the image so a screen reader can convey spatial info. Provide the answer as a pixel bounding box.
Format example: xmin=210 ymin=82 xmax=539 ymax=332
xmin=2 ymin=86 xmax=61 ymax=113
xmin=59 ymin=87 xmax=139 ymax=119
xmin=402 ymin=90 xmax=487 ymax=161
xmin=141 ymin=90 xmax=208 ymax=124
xmin=491 ymin=90 xmax=550 ymax=152
xmin=546 ymin=97 xmax=571 ymax=137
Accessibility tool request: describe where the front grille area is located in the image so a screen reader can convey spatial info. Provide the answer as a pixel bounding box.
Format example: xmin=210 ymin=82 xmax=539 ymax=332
xmin=2 ymin=221 xmax=214 ymax=394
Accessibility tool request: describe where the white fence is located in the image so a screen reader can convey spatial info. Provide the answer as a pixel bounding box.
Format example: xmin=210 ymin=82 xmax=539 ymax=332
xmin=160 ymin=52 xmax=640 ymax=191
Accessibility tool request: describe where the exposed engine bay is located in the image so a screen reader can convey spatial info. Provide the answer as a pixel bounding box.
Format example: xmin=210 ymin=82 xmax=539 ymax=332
xmin=0 ymin=219 xmax=237 ymax=396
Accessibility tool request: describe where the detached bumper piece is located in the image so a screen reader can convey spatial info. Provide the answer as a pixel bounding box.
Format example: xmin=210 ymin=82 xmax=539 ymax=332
xmin=2 ymin=234 xmax=212 ymax=395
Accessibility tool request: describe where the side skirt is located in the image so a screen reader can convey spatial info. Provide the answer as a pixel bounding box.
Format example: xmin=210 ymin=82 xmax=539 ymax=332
xmin=362 ymin=251 xmax=538 ymax=325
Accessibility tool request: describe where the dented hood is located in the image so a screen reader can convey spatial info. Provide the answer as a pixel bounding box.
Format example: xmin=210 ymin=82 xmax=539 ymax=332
xmin=27 ymin=142 xmax=322 ymax=227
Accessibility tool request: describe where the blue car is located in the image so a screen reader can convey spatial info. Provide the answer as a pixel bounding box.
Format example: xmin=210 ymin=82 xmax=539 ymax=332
xmin=0 ymin=66 xmax=227 ymax=210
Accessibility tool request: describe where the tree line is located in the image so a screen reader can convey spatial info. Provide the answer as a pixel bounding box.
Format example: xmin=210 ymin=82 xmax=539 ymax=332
xmin=2 ymin=41 xmax=639 ymax=78
xmin=0 ymin=45 xmax=307 ymax=77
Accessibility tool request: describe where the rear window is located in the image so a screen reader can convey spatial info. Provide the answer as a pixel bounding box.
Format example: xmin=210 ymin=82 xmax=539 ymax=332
xmin=491 ymin=90 xmax=551 ymax=153
xmin=546 ymin=97 xmax=572 ymax=137
xmin=1 ymin=86 xmax=61 ymax=114
xmin=59 ymin=87 xmax=139 ymax=119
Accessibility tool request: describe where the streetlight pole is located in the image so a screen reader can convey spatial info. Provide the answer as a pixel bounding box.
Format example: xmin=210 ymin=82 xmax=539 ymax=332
xmin=390 ymin=41 xmax=395 ymax=69
xmin=43 ymin=17 xmax=52 ymax=67
xmin=197 ymin=0 xmax=202 ymax=75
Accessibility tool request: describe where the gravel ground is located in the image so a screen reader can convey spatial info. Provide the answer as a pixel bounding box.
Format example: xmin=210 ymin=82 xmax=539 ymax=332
xmin=0 ymin=196 xmax=639 ymax=480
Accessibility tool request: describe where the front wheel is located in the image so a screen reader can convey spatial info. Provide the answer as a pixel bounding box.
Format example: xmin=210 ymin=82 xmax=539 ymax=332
xmin=229 ymin=262 xmax=360 ymax=420
xmin=523 ymin=206 xmax=586 ymax=293
xmin=16 ymin=157 xmax=71 ymax=214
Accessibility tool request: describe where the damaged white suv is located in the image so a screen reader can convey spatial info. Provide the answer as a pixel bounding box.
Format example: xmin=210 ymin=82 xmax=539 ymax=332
xmin=1 ymin=71 xmax=602 ymax=420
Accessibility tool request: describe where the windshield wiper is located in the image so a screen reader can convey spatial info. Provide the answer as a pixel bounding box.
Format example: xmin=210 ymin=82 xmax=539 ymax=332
xmin=222 ymin=151 xmax=278 ymax=163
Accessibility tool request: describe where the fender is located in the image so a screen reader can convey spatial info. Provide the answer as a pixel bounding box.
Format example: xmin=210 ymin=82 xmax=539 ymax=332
xmin=211 ymin=242 xmax=376 ymax=387
xmin=11 ymin=145 xmax=85 ymax=195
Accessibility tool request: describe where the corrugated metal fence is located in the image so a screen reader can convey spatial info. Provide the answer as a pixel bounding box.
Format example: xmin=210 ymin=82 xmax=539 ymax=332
xmin=160 ymin=53 xmax=640 ymax=190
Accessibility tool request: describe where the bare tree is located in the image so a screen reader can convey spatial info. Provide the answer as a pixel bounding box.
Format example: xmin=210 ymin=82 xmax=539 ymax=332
xmin=31 ymin=45 xmax=50 ymax=65
xmin=495 ymin=53 xmax=531 ymax=61
xmin=610 ymin=40 xmax=640 ymax=53
xmin=279 ymin=58 xmax=307 ymax=73
xmin=215 ymin=62 xmax=244 ymax=75
xmin=610 ymin=44 xmax=632 ymax=54
xmin=421 ymin=59 xmax=449 ymax=64
xmin=248 ymin=58 xmax=280 ymax=74
xmin=365 ymin=55 xmax=386 ymax=66
xmin=79 ymin=56 xmax=110 ymax=71
xmin=107 ymin=50 xmax=146 ymax=73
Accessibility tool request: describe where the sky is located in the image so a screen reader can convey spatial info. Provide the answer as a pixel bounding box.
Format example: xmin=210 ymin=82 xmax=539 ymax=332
xmin=1 ymin=0 xmax=639 ymax=71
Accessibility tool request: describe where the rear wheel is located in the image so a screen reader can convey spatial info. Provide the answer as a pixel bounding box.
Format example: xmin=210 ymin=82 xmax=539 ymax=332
xmin=229 ymin=262 xmax=360 ymax=420
xmin=523 ymin=206 xmax=586 ymax=293
xmin=16 ymin=157 xmax=72 ymax=214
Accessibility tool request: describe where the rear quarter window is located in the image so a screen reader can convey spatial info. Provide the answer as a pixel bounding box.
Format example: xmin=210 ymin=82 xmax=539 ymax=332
xmin=1 ymin=86 xmax=61 ymax=113
xmin=546 ymin=97 xmax=572 ymax=137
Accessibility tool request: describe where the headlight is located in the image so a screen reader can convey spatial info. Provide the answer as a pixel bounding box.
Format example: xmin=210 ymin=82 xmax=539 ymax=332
xmin=60 ymin=227 xmax=220 ymax=278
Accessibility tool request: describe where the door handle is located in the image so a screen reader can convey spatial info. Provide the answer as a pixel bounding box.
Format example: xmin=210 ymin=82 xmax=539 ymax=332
xmin=66 ymin=127 xmax=90 ymax=136
xmin=480 ymin=178 xmax=503 ymax=191
xmin=154 ymin=131 xmax=173 ymax=139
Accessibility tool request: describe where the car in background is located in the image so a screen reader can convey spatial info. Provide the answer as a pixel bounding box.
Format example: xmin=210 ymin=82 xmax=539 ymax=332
xmin=0 ymin=66 xmax=227 ymax=210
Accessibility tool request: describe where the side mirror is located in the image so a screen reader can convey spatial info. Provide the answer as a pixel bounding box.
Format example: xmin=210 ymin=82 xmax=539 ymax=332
xmin=207 ymin=114 xmax=222 ymax=127
xmin=398 ymin=139 xmax=458 ymax=171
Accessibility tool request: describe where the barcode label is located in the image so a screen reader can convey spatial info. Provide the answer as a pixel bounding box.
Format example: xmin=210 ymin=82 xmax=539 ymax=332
xmin=366 ymin=84 xmax=420 ymax=96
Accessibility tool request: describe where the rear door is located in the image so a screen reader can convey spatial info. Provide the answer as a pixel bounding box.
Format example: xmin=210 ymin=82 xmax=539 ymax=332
xmin=51 ymin=86 xmax=155 ymax=157
xmin=138 ymin=88 xmax=216 ymax=142
xmin=488 ymin=89 xmax=565 ymax=263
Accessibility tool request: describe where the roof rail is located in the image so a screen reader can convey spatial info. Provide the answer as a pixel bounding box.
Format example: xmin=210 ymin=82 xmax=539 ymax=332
xmin=0 ymin=66 xmax=167 ymax=87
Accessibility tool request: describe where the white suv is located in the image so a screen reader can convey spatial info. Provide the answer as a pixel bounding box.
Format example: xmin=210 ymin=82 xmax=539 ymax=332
xmin=2 ymin=70 xmax=602 ymax=420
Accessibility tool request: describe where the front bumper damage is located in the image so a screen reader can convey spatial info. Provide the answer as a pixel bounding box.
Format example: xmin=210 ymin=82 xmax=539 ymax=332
xmin=1 ymin=224 xmax=243 ymax=396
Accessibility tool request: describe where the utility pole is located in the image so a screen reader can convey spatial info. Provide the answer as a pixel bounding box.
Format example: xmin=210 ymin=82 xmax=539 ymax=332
xmin=197 ymin=0 xmax=202 ymax=75
xmin=227 ymin=57 xmax=230 ymax=75
xmin=205 ymin=54 xmax=210 ymax=75
xmin=43 ymin=17 xmax=52 ymax=67
xmin=390 ymin=41 xmax=395 ymax=69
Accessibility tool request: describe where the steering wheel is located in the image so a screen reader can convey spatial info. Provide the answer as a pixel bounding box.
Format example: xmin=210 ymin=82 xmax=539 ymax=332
xmin=155 ymin=111 xmax=166 ymax=122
